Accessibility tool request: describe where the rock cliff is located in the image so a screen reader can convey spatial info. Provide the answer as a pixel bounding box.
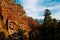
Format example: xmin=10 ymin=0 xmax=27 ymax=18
xmin=0 ymin=0 xmax=40 ymax=37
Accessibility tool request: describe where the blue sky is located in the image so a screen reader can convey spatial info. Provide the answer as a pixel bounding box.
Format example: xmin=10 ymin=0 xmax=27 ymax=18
xmin=16 ymin=0 xmax=60 ymax=20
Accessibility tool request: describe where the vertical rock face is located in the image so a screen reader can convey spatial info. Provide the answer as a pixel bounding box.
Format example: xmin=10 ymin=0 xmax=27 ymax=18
xmin=0 ymin=0 xmax=40 ymax=37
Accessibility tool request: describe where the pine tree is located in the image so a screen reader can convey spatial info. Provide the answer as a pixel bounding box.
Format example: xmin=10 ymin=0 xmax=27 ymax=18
xmin=41 ymin=9 xmax=52 ymax=40
xmin=43 ymin=9 xmax=52 ymax=27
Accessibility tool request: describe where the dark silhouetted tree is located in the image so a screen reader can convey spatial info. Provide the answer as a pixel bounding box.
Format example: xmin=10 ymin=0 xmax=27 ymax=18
xmin=56 ymin=21 xmax=60 ymax=40
xmin=43 ymin=9 xmax=52 ymax=27
xmin=40 ymin=9 xmax=53 ymax=40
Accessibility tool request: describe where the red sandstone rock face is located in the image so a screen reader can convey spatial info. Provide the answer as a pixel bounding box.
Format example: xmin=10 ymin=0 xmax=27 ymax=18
xmin=1 ymin=0 xmax=25 ymax=20
xmin=0 ymin=0 xmax=40 ymax=37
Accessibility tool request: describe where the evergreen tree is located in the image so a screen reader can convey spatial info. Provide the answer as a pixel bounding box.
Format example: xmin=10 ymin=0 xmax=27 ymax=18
xmin=43 ymin=9 xmax=52 ymax=27
xmin=41 ymin=9 xmax=53 ymax=40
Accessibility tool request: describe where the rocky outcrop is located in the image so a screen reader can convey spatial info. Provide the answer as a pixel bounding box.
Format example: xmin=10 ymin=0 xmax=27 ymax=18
xmin=0 ymin=0 xmax=40 ymax=38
